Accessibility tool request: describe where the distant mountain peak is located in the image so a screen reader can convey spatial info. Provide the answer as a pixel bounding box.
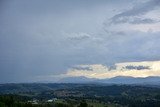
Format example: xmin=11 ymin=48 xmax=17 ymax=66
xmin=59 ymin=76 xmax=160 ymax=85
xmin=58 ymin=76 xmax=97 ymax=83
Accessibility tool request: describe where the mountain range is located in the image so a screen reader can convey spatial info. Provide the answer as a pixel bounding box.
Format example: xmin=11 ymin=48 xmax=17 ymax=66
xmin=58 ymin=76 xmax=160 ymax=85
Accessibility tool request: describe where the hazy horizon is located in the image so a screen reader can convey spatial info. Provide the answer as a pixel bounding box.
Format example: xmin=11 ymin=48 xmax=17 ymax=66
xmin=1 ymin=0 xmax=160 ymax=83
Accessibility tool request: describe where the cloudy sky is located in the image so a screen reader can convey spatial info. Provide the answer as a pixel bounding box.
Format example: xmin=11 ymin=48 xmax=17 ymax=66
xmin=0 ymin=0 xmax=160 ymax=83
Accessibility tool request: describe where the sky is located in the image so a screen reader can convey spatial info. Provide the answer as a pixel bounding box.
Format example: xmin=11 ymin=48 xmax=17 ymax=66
xmin=0 ymin=0 xmax=160 ymax=83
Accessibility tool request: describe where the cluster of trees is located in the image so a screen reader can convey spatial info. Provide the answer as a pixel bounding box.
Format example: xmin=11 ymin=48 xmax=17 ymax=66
xmin=0 ymin=95 xmax=64 ymax=107
xmin=0 ymin=95 xmax=38 ymax=107
xmin=1 ymin=85 xmax=160 ymax=107
xmin=0 ymin=95 xmax=91 ymax=107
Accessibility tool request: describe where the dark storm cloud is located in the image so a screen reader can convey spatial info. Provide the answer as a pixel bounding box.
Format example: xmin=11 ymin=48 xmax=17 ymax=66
xmin=0 ymin=0 xmax=114 ymax=83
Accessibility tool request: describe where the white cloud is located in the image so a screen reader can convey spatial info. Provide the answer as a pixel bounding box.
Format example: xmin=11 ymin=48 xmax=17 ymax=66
xmin=65 ymin=60 xmax=160 ymax=79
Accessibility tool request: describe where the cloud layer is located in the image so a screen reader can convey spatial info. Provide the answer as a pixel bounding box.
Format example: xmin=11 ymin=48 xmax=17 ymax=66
xmin=0 ymin=0 xmax=160 ymax=82
xmin=65 ymin=60 xmax=160 ymax=79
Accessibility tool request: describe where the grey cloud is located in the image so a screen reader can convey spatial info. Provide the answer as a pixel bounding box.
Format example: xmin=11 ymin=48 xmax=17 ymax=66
xmin=103 ymin=30 xmax=126 ymax=36
xmin=66 ymin=33 xmax=91 ymax=41
xmin=72 ymin=66 xmax=93 ymax=71
xmin=110 ymin=0 xmax=160 ymax=24
xmin=110 ymin=17 xmax=158 ymax=24
xmin=125 ymin=65 xmax=150 ymax=70
xmin=129 ymin=18 xmax=158 ymax=24
xmin=1 ymin=0 xmax=160 ymax=83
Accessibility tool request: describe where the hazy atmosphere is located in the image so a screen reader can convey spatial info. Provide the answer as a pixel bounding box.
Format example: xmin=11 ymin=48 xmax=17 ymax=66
xmin=1 ymin=0 xmax=160 ymax=83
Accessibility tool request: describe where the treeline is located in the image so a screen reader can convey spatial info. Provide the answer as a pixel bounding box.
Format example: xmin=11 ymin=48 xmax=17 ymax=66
xmin=0 ymin=95 xmax=90 ymax=107
xmin=1 ymin=85 xmax=160 ymax=107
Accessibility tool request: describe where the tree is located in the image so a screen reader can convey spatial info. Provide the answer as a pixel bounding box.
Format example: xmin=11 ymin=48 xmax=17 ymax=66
xmin=78 ymin=100 xmax=88 ymax=107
